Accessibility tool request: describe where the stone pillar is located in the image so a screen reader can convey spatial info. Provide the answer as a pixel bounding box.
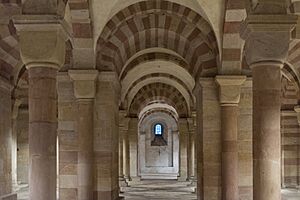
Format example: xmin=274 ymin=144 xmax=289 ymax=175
xmin=11 ymin=99 xmax=22 ymax=188
xmin=294 ymin=106 xmax=300 ymax=187
xmin=123 ymin=120 xmax=131 ymax=182
xmin=69 ymin=70 xmax=98 ymax=200
xmin=0 ymin=78 xmax=13 ymax=197
xmin=94 ymin=72 xmax=120 ymax=200
xmin=119 ymin=111 xmax=129 ymax=187
xmin=187 ymin=117 xmax=196 ymax=182
xmin=178 ymin=118 xmax=188 ymax=181
xmin=193 ymin=82 xmax=203 ymax=199
xmin=216 ymin=76 xmax=246 ymax=200
xmin=129 ymin=118 xmax=139 ymax=180
xmin=15 ymin=17 xmax=66 ymax=200
xmin=241 ymin=14 xmax=297 ymax=200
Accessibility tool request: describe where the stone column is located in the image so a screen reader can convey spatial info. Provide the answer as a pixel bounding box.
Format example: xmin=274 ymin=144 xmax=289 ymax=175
xmin=294 ymin=106 xmax=300 ymax=187
xmin=187 ymin=117 xmax=196 ymax=183
xmin=11 ymin=99 xmax=22 ymax=188
xmin=119 ymin=111 xmax=129 ymax=187
xmin=69 ymin=70 xmax=98 ymax=200
xmin=0 ymin=78 xmax=13 ymax=197
xmin=216 ymin=76 xmax=246 ymax=200
xmin=15 ymin=17 xmax=66 ymax=200
xmin=178 ymin=119 xmax=188 ymax=181
xmin=94 ymin=72 xmax=120 ymax=200
xmin=129 ymin=118 xmax=139 ymax=180
xmin=241 ymin=14 xmax=297 ymax=200
xmin=123 ymin=120 xmax=131 ymax=182
xmin=193 ymin=82 xmax=203 ymax=199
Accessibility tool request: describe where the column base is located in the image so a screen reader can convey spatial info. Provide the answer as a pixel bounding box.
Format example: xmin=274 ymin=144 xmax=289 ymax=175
xmin=177 ymin=176 xmax=188 ymax=182
xmin=119 ymin=176 xmax=129 ymax=189
xmin=0 ymin=193 xmax=17 ymax=200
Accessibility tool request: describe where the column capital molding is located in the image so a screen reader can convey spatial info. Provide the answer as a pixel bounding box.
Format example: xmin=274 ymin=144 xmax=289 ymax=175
xmin=240 ymin=14 xmax=297 ymax=39
xmin=294 ymin=105 xmax=300 ymax=124
xmin=13 ymin=15 xmax=68 ymax=70
xmin=12 ymin=99 xmax=22 ymax=120
xmin=215 ymin=76 xmax=246 ymax=106
xmin=240 ymin=14 xmax=297 ymax=65
xmin=119 ymin=110 xmax=130 ymax=130
xmin=68 ymin=70 xmax=98 ymax=99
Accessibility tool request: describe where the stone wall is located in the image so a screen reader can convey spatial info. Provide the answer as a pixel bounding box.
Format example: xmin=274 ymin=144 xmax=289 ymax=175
xmin=281 ymin=111 xmax=300 ymax=188
xmin=138 ymin=112 xmax=179 ymax=179
xmin=16 ymin=109 xmax=29 ymax=184
xmin=198 ymin=78 xmax=253 ymax=200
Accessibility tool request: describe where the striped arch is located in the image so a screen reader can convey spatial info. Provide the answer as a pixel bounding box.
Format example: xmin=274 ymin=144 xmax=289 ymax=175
xmin=96 ymin=0 xmax=219 ymax=78
xmin=0 ymin=19 xmax=21 ymax=82
xmin=120 ymin=52 xmax=188 ymax=80
xmin=281 ymin=75 xmax=299 ymax=110
xmin=221 ymin=0 xmax=247 ymax=74
xmin=139 ymin=106 xmax=179 ymax=125
xmin=282 ymin=63 xmax=300 ymax=89
xmin=288 ymin=40 xmax=300 ymax=77
xmin=68 ymin=0 xmax=93 ymax=40
xmin=123 ymin=72 xmax=194 ymax=105
xmin=129 ymin=82 xmax=189 ymax=117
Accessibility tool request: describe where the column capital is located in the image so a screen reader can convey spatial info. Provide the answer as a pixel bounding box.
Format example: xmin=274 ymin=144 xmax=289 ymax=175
xmin=248 ymin=0 xmax=288 ymax=14
xmin=12 ymin=99 xmax=22 ymax=120
xmin=240 ymin=14 xmax=297 ymax=65
xmin=119 ymin=110 xmax=130 ymax=130
xmin=13 ymin=15 xmax=68 ymax=69
xmin=68 ymin=70 xmax=98 ymax=99
xmin=215 ymin=76 xmax=246 ymax=106
xmin=294 ymin=105 xmax=300 ymax=125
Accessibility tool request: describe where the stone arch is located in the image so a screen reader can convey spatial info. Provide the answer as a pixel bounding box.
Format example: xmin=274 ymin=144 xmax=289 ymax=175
xmin=129 ymin=82 xmax=189 ymax=117
xmin=221 ymin=0 xmax=247 ymax=74
xmin=123 ymin=73 xmax=194 ymax=105
xmin=96 ymin=0 xmax=219 ymax=78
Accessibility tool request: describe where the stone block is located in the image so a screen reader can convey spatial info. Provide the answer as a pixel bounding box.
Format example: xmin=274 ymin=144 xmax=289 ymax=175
xmin=60 ymin=175 xmax=78 ymax=188
xmin=58 ymin=121 xmax=75 ymax=131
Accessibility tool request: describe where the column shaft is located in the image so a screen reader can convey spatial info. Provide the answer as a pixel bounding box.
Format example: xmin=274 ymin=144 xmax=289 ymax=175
xmin=28 ymin=67 xmax=57 ymax=200
xmin=94 ymin=72 xmax=120 ymax=200
xmin=179 ymin=120 xmax=188 ymax=181
xmin=119 ymin=130 xmax=124 ymax=178
xmin=77 ymin=99 xmax=94 ymax=200
xmin=188 ymin=130 xmax=195 ymax=180
xmin=0 ymin=79 xmax=12 ymax=197
xmin=221 ymin=105 xmax=238 ymax=200
xmin=216 ymin=75 xmax=245 ymax=200
xmin=129 ymin=118 xmax=138 ymax=179
xmin=123 ymin=128 xmax=130 ymax=181
xmin=252 ymin=64 xmax=282 ymax=200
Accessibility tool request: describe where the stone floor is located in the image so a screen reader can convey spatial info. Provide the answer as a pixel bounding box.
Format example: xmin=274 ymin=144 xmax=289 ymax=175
xmin=15 ymin=181 xmax=300 ymax=200
xmin=120 ymin=180 xmax=197 ymax=200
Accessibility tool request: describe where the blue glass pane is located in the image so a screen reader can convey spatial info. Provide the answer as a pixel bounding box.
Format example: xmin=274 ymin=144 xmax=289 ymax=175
xmin=155 ymin=124 xmax=162 ymax=135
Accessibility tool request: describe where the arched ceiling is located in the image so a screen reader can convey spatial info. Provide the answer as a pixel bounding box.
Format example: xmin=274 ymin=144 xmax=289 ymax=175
xmin=129 ymin=82 xmax=189 ymax=118
xmin=96 ymin=0 xmax=219 ymax=78
xmin=138 ymin=103 xmax=178 ymax=123
xmin=92 ymin=0 xmax=225 ymax=54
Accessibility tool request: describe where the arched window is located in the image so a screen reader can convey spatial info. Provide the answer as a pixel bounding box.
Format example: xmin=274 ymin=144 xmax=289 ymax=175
xmin=154 ymin=123 xmax=163 ymax=136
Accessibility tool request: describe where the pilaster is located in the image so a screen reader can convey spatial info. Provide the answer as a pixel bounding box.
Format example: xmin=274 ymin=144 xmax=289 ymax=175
xmin=69 ymin=70 xmax=98 ymax=200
